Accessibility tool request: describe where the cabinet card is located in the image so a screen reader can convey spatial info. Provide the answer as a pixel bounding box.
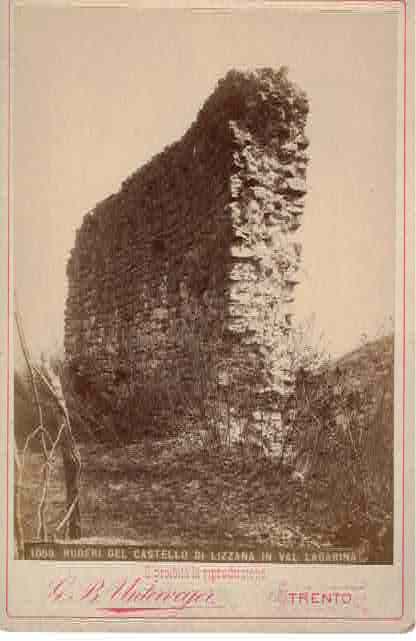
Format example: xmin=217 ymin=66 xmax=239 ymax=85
xmin=0 ymin=0 xmax=414 ymax=632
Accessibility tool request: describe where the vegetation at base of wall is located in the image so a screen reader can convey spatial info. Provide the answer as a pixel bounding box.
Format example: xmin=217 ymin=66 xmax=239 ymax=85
xmin=15 ymin=328 xmax=393 ymax=561
xmin=283 ymin=334 xmax=393 ymax=559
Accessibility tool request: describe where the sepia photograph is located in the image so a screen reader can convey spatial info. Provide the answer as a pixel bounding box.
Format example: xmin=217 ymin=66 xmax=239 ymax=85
xmin=11 ymin=4 xmax=400 ymax=568
xmin=2 ymin=0 xmax=415 ymax=630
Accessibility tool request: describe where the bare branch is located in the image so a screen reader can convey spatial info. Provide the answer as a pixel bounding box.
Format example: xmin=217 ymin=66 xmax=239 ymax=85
xmin=14 ymin=440 xmax=25 ymax=559
xmin=14 ymin=292 xmax=49 ymax=540
xmin=14 ymin=291 xmax=82 ymax=543
xmin=21 ymin=425 xmax=53 ymax=469
xmin=55 ymin=494 xmax=80 ymax=535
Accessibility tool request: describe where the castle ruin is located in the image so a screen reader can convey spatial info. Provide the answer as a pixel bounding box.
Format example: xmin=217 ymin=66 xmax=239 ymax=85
xmin=65 ymin=68 xmax=309 ymax=448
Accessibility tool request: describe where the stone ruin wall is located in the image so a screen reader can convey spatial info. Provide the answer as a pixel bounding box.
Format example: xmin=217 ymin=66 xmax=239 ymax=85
xmin=65 ymin=68 xmax=309 ymax=442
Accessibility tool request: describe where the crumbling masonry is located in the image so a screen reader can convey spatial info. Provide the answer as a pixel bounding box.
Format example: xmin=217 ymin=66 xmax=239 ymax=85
xmin=65 ymin=68 xmax=309 ymax=446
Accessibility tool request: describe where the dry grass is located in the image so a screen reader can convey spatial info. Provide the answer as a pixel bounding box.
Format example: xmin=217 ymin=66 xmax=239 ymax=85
xmin=16 ymin=335 xmax=394 ymax=562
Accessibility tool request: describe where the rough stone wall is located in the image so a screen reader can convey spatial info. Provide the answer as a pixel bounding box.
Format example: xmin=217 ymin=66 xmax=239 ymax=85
xmin=65 ymin=68 xmax=309 ymax=439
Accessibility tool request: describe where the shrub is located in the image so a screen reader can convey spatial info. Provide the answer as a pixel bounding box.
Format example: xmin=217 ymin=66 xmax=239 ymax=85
xmin=283 ymin=334 xmax=394 ymax=554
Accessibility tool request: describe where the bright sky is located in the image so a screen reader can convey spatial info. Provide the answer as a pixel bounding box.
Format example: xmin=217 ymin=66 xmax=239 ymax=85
xmin=13 ymin=5 xmax=400 ymax=362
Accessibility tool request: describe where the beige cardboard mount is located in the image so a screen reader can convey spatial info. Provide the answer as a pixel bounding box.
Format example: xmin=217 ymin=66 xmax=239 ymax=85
xmin=0 ymin=0 xmax=414 ymax=632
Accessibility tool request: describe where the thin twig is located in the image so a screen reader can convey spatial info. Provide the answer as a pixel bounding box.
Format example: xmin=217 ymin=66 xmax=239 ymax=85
xmin=21 ymin=425 xmax=53 ymax=469
xmin=32 ymin=365 xmax=82 ymax=538
xmin=37 ymin=462 xmax=51 ymax=540
xmin=14 ymin=440 xmax=25 ymax=558
xmin=55 ymin=494 xmax=79 ymax=534
xmin=14 ymin=294 xmax=49 ymax=456
xmin=32 ymin=365 xmax=81 ymax=467
xmin=15 ymin=293 xmax=82 ymax=540
xmin=14 ymin=293 xmax=49 ymax=540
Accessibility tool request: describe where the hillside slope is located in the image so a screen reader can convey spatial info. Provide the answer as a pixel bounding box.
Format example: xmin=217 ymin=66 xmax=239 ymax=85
xmin=17 ymin=335 xmax=394 ymax=562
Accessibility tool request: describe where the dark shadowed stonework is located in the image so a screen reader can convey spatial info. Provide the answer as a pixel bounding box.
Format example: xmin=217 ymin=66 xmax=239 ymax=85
xmin=65 ymin=68 xmax=309 ymax=443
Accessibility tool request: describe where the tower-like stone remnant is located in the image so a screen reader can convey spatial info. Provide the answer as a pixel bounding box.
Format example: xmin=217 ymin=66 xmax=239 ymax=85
xmin=65 ymin=68 xmax=309 ymax=445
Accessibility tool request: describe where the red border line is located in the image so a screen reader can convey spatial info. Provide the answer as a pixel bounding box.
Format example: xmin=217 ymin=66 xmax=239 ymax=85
xmin=5 ymin=0 xmax=408 ymax=623
xmin=5 ymin=0 xmax=11 ymax=619
xmin=401 ymin=0 xmax=407 ymax=621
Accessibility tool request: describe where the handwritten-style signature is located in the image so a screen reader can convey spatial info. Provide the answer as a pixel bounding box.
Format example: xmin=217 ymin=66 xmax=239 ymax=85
xmin=48 ymin=575 xmax=217 ymax=616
